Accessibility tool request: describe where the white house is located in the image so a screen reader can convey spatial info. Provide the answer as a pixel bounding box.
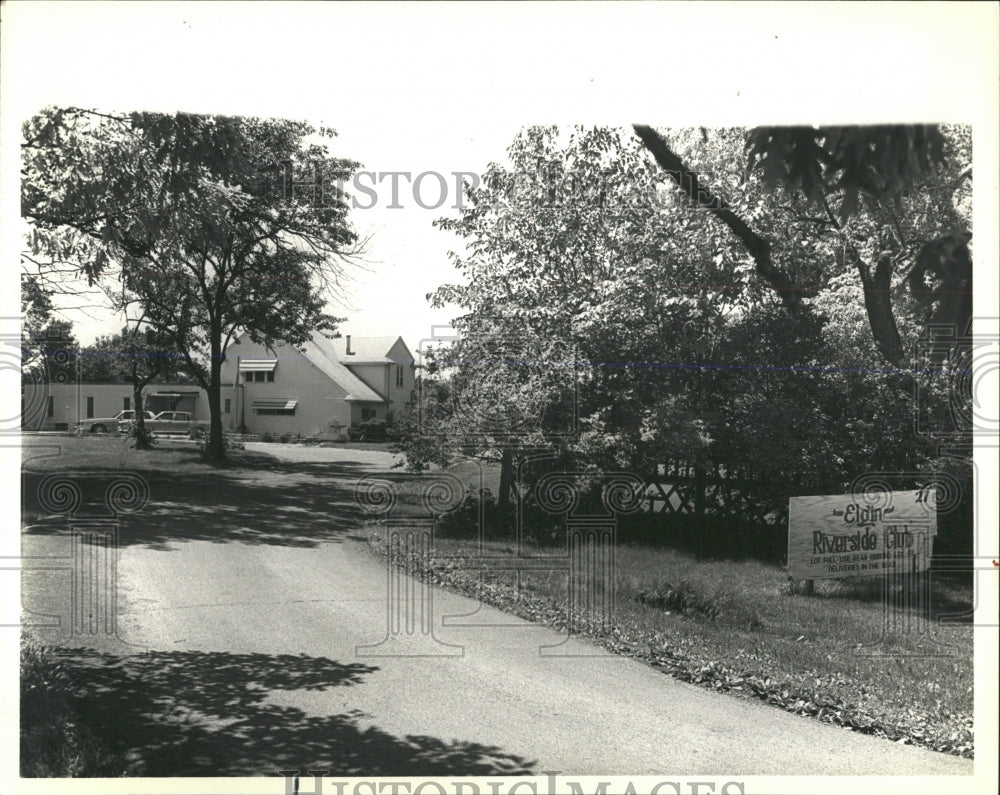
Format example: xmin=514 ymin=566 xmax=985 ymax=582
xmin=219 ymin=331 xmax=416 ymax=438
xmin=23 ymin=331 xmax=415 ymax=439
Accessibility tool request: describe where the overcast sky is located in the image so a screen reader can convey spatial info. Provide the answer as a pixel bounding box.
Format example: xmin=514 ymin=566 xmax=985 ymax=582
xmin=4 ymin=3 xmax=996 ymax=361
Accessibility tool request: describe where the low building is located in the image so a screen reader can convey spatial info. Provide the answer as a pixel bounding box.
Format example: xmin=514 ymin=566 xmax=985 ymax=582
xmin=22 ymin=331 xmax=415 ymax=439
xmin=220 ymin=331 xmax=415 ymax=438
xmin=21 ymin=380 xmax=209 ymax=432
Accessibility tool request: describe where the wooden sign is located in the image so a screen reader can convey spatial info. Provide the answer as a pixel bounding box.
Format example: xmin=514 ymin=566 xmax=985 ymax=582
xmin=788 ymin=489 xmax=937 ymax=580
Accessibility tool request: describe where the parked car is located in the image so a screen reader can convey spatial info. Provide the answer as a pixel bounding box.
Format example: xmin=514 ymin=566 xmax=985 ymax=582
xmin=120 ymin=411 xmax=208 ymax=439
xmin=76 ymin=409 xmax=154 ymax=435
xmin=347 ymin=419 xmax=387 ymax=442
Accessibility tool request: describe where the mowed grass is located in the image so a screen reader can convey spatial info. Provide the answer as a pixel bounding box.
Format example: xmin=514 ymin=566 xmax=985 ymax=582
xmin=21 ymin=433 xmax=279 ymax=474
xmin=365 ymin=508 xmax=975 ymax=757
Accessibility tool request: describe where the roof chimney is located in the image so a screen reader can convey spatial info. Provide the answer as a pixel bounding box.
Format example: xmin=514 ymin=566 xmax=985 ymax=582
xmin=346 ymin=335 xmax=353 ymax=355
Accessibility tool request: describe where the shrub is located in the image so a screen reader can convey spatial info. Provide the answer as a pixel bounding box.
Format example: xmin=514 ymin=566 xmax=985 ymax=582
xmin=437 ymin=488 xmax=498 ymax=539
xmin=20 ymin=634 xmax=121 ymax=776
xmin=347 ymin=420 xmax=387 ymax=442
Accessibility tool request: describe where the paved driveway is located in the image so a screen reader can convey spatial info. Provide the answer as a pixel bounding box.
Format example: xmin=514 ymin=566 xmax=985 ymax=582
xmin=20 ymin=443 xmax=975 ymax=777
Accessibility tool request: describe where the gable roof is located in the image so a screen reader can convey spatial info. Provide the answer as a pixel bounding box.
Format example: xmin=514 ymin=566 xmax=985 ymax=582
xmin=328 ymin=335 xmax=413 ymax=364
xmin=299 ymin=332 xmax=386 ymax=402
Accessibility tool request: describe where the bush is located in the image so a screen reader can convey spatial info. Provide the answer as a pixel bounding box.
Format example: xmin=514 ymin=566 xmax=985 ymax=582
xmin=20 ymin=634 xmax=121 ymax=776
xmin=437 ymin=488 xmax=499 ymax=539
xmin=195 ymin=433 xmax=246 ymax=459
xmin=348 ymin=420 xmax=387 ymax=442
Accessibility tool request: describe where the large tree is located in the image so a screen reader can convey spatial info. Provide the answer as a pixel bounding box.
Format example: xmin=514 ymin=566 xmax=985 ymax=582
xmin=408 ymin=125 xmax=972 ymax=546
xmin=411 ymin=127 xmax=737 ymax=517
xmin=22 ymin=108 xmax=362 ymax=460
xmin=633 ymin=124 xmax=973 ymax=363
xmin=80 ymin=326 xmax=184 ymax=448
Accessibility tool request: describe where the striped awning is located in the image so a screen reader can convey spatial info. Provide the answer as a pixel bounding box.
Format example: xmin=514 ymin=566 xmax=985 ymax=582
xmin=252 ymin=399 xmax=298 ymax=410
xmin=239 ymin=359 xmax=278 ymax=372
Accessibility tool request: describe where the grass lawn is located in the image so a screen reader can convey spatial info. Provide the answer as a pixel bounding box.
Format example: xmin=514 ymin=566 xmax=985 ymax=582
xmin=21 ymin=433 xmax=279 ymax=474
xmin=363 ymin=520 xmax=974 ymax=759
xmin=21 ymin=434 xmax=283 ymax=527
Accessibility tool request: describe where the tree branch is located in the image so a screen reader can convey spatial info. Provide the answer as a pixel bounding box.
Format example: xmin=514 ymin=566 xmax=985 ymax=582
xmin=633 ymin=125 xmax=802 ymax=313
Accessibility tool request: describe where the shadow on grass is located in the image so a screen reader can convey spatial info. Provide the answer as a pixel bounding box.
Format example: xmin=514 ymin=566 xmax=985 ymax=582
xmin=24 ymin=648 xmax=536 ymax=777
xmin=22 ymin=453 xmax=441 ymax=550
xmin=801 ymin=574 xmax=974 ymax=623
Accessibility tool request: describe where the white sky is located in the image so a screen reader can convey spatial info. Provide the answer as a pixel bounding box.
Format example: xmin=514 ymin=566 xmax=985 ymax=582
xmin=1 ymin=4 xmax=999 ymax=795
xmin=3 ymin=3 xmax=997 ymax=356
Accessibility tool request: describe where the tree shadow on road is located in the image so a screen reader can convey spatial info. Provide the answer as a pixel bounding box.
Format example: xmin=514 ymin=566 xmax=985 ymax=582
xmin=25 ymin=647 xmax=536 ymax=777
xmin=22 ymin=458 xmax=437 ymax=550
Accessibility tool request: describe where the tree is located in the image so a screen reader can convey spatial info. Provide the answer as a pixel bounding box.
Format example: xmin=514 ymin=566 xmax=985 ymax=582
xmin=633 ymin=124 xmax=973 ymax=363
xmin=22 ymin=108 xmax=362 ymax=461
xmin=81 ymin=326 xmax=184 ymax=448
xmin=20 ymin=270 xmax=77 ymax=386
xmin=20 ymin=272 xmax=73 ymax=380
xmin=406 ymin=124 xmax=972 ymax=553
xmin=407 ymin=320 xmax=579 ymax=534
xmin=20 ymin=272 xmax=54 ymax=351
xmin=408 ymin=126 xmax=741 ymax=519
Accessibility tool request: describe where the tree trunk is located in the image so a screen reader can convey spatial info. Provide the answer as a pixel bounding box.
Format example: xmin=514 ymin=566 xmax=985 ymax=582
xmin=129 ymin=359 xmax=154 ymax=450
xmin=206 ymin=334 xmax=225 ymax=463
xmin=132 ymin=382 xmax=152 ymax=450
xmin=496 ymin=447 xmax=515 ymax=536
xmin=856 ymin=255 xmax=904 ymax=364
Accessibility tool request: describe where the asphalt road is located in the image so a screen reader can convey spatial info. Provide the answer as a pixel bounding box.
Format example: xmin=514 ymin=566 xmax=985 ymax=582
xmin=21 ymin=443 xmax=975 ymax=777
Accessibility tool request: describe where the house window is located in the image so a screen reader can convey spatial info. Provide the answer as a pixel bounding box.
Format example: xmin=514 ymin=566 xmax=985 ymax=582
xmin=396 ymin=365 xmax=403 ymax=387
xmin=86 ymin=397 xmax=94 ymax=419
xmin=47 ymin=396 xmax=54 ymax=418
xmin=224 ymin=398 xmax=231 ymax=414
xmin=244 ymin=370 xmax=274 ymax=383
xmin=256 ymin=407 xmax=295 ymax=416
xmin=123 ymin=397 xmax=131 ymax=411
xmin=361 ymin=407 xmax=377 ymax=421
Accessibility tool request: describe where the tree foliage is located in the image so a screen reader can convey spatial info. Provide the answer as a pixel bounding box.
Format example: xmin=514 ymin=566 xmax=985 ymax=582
xmin=402 ymin=124 xmax=973 ymax=551
xmin=635 ymin=123 xmax=973 ymax=362
xmin=22 ymin=108 xmax=362 ymax=460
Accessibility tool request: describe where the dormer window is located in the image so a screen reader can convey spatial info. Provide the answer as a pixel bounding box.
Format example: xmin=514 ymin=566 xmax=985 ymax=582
xmin=239 ymin=359 xmax=278 ymax=383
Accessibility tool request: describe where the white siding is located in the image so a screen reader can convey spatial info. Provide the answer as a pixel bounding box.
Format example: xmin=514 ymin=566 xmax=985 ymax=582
xmin=22 ymin=382 xmax=210 ymax=431
xmin=221 ymin=339 xmax=352 ymax=439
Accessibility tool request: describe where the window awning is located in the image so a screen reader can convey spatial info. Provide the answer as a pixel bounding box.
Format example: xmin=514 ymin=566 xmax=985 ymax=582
xmin=252 ymin=399 xmax=298 ymax=410
xmin=239 ymin=359 xmax=278 ymax=372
